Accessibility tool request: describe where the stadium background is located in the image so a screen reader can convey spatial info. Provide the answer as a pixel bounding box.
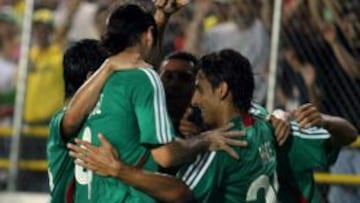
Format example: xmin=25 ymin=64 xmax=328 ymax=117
xmin=0 ymin=0 xmax=359 ymax=202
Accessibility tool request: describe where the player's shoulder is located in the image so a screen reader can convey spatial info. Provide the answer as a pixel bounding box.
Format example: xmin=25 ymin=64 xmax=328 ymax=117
xmin=249 ymin=103 xmax=269 ymax=119
xmin=111 ymin=68 xmax=159 ymax=83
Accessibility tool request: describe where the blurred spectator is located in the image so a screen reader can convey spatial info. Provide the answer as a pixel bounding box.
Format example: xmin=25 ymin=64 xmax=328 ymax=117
xmin=55 ymin=0 xmax=98 ymax=41
xmin=94 ymin=4 xmax=109 ymax=38
xmin=24 ymin=1 xmax=80 ymax=125
xmin=328 ymin=148 xmax=360 ymax=203
xmin=0 ymin=9 xmax=18 ymax=93
xmin=184 ymin=0 xmax=270 ymax=104
xmin=0 ymin=9 xmax=19 ymax=124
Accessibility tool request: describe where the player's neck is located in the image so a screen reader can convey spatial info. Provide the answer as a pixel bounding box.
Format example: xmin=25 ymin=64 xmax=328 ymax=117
xmin=216 ymin=104 xmax=241 ymax=127
xmin=113 ymin=45 xmax=144 ymax=63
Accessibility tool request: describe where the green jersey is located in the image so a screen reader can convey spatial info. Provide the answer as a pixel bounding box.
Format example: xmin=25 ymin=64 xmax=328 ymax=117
xmin=177 ymin=115 xmax=277 ymax=203
xmin=277 ymin=122 xmax=339 ymax=203
xmin=250 ymin=104 xmax=339 ymax=203
xmin=47 ymin=109 xmax=75 ymax=203
xmin=75 ymin=68 xmax=175 ymax=203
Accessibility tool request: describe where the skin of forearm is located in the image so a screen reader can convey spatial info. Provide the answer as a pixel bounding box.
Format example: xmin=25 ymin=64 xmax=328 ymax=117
xmin=323 ymin=114 xmax=358 ymax=147
xmin=183 ymin=14 xmax=204 ymax=56
xmin=148 ymin=10 xmax=169 ymax=67
xmin=151 ymin=134 xmax=209 ymax=168
xmin=62 ymin=61 xmax=112 ymax=138
xmin=55 ymin=0 xmax=81 ymax=45
xmin=331 ymin=42 xmax=360 ymax=78
xmin=112 ymin=164 xmax=193 ymax=203
xmin=306 ymin=83 xmax=320 ymax=108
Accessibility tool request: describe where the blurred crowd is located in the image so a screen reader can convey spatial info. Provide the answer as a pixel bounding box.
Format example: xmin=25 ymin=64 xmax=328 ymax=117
xmin=0 ymin=0 xmax=359 ymax=201
xmin=0 ymin=0 xmax=359 ymax=129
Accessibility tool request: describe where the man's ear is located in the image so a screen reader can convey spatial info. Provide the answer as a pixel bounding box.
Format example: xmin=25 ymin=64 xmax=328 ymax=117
xmin=216 ymin=81 xmax=229 ymax=100
xmin=86 ymin=71 xmax=94 ymax=79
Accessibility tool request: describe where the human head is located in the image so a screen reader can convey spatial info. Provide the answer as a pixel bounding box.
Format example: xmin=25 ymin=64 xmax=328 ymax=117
xmin=32 ymin=9 xmax=54 ymax=47
xmin=159 ymin=52 xmax=199 ymax=134
xmin=63 ymin=39 xmax=108 ymax=98
xmin=191 ymin=49 xmax=254 ymax=127
xmin=160 ymin=51 xmax=198 ymax=75
xmin=161 ymin=70 xmax=195 ymax=133
xmin=0 ymin=10 xmax=19 ymax=60
xmin=101 ymin=4 xmax=157 ymax=58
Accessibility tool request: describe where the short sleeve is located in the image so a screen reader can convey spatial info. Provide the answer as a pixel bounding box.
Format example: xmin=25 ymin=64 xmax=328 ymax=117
xmin=133 ymin=68 xmax=175 ymax=145
xmin=48 ymin=110 xmax=65 ymax=148
xmin=281 ymin=121 xmax=335 ymax=171
xmin=176 ymin=152 xmax=218 ymax=201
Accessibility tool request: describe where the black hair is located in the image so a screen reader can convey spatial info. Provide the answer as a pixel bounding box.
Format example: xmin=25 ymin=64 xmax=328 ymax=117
xmin=115 ymin=0 xmax=156 ymax=14
xmin=101 ymin=4 xmax=157 ymax=55
xmin=63 ymin=39 xmax=108 ymax=98
xmin=166 ymin=51 xmax=198 ymax=66
xmin=197 ymin=49 xmax=255 ymax=111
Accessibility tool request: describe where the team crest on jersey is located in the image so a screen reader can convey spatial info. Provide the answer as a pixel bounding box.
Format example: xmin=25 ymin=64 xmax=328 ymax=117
xmin=258 ymin=141 xmax=275 ymax=164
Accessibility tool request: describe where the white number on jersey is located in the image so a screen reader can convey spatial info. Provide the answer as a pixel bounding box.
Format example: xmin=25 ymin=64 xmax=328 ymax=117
xmin=246 ymin=173 xmax=278 ymax=203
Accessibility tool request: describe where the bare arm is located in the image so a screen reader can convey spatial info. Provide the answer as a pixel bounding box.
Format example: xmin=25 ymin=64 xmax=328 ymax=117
xmin=54 ymin=0 xmax=82 ymax=46
xmin=68 ymin=134 xmax=193 ymax=203
xmin=149 ymin=0 xmax=188 ymax=67
xmin=151 ymin=124 xmax=246 ymax=168
xmin=112 ymin=166 xmax=193 ymax=203
xmin=62 ymin=58 xmax=145 ymax=138
xmin=321 ymin=114 xmax=358 ymax=148
xmin=292 ymin=103 xmax=357 ymax=148
xmin=61 ymin=60 xmax=113 ymax=138
xmin=183 ymin=0 xmax=210 ymax=56
xmin=328 ymin=40 xmax=360 ymax=78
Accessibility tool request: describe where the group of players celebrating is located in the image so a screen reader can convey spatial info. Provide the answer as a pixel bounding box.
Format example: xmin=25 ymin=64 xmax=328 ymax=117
xmin=46 ymin=1 xmax=358 ymax=203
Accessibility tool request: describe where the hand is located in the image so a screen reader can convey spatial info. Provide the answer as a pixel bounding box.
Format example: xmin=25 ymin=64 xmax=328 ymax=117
xmin=154 ymin=0 xmax=189 ymax=17
xmin=292 ymin=103 xmax=324 ymax=128
xmin=67 ymin=133 xmax=123 ymax=177
xmin=203 ymin=123 xmax=247 ymax=160
xmin=179 ymin=108 xmax=201 ymax=137
xmin=269 ymin=109 xmax=291 ymax=146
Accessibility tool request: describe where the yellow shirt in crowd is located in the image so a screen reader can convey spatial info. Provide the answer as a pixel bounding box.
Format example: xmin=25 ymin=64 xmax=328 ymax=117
xmin=24 ymin=43 xmax=64 ymax=123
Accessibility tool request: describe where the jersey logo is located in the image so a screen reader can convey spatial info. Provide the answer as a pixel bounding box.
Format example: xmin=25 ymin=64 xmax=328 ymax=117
xmin=89 ymin=94 xmax=103 ymax=117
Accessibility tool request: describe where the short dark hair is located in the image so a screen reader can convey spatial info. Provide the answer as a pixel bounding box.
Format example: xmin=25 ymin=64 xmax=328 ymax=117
xmin=162 ymin=51 xmax=198 ymax=73
xmin=63 ymin=39 xmax=108 ymax=98
xmin=166 ymin=51 xmax=198 ymax=66
xmin=197 ymin=49 xmax=255 ymax=111
xmin=101 ymin=4 xmax=157 ymax=55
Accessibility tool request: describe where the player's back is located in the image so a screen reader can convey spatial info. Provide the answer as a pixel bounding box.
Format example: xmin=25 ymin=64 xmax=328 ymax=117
xmin=178 ymin=115 xmax=277 ymax=203
xmin=75 ymin=68 xmax=174 ymax=203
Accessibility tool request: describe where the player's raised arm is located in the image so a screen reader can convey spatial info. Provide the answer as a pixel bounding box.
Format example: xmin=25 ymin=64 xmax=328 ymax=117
xmin=292 ymin=103 xmax=357 ymax=148
xmin=149 ymin=0 xmax=189 ymax=67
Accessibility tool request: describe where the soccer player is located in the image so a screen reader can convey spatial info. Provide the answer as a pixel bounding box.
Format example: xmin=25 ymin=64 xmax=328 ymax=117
xmin=68 ymin=4 xmax=245 ymax=203
xmin=69 ymin=49 xmax=278 ymax=203
xmin=274 ymin=104 xmax=357 ymax=203
xmin=47 ymin=39 xmax=108 ymax=203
